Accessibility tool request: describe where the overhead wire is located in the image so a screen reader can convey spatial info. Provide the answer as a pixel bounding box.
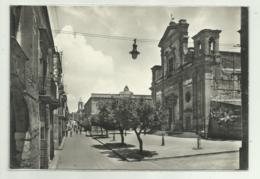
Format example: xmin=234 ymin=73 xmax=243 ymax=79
xmin=52 ymin=29 xmax=240 ymax=48
xmin=52 ymin=29 xmax=158 ymax=43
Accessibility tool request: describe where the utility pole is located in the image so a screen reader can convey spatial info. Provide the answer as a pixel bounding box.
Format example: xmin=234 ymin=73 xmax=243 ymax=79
xmin=239 ymin=7 xmax=249 ymax=170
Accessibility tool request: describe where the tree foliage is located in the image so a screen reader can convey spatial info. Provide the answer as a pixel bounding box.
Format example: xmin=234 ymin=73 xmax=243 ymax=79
xmin=97 ymin=101 xmax=115 ymax=130
xmin=130 ymin=98 xmax=155 ymax=152
xmin=96 ymin=97 xmax=157 ymax=151
xmin=109 ymin=97 xmax=134 ymax=144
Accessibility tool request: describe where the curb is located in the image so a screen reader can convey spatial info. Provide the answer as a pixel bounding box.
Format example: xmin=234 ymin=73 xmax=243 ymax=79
xmin=58 ymin=137 xmax=66 ymax=150
xmin=93 ymin=137 xmax=239 ymax=162
xmin=141 ymin=150 xmax=239 ymax=162
xmin=48 ymin=137 xmax=67 ymax=169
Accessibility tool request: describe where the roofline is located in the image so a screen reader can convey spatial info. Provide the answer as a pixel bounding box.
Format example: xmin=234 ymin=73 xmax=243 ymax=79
xmin=90 ymin=94 xmax=152 ymax=98
xmin=192 ymin=29 xmax=222 ymax=40
xmin=44 ymin=6 xmax=55 ymax=50
xmin=158 ymin=24 xmax=178 ymax=48
xmin=85 ymin=93 xmax=152 ymax=105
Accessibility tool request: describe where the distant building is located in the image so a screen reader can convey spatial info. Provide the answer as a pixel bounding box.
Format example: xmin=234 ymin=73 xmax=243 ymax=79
xmin=150 ymin=19 xmax=241 ymax=138
xmin=53 ymin=53 xmax=69 ymax=150
xmin=71 ymin=98 xmax=84 ymax=125
xmin=84 ymin=86 xmax=152 ymax=118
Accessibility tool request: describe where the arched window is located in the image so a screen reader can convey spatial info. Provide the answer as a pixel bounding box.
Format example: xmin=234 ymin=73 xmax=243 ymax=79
xmin=209 ymin=37 xmax=215 ymax=54
xmin=197 ymin=41 xmax=202 ymax=55
xmin=185 ymin=91 xmax=191 ymax=103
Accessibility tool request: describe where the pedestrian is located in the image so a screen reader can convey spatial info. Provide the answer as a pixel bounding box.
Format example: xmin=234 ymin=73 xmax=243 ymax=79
xmin=67 ymin=122 xmax=72 ymax=137
xmin=70 ymin=127 xmax=72 ymax=137
xmin=65 ymin=122 xmax=70 ymax=137
xmin=65 ymin=127 xmax=68 ymax=137
xmin=76 ymin=126 xmax=78 ymax=134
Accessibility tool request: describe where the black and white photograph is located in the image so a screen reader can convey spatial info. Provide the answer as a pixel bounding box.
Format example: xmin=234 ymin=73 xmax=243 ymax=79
xmin=8 ymin=5 xmax=249 ymax=170
xmin=2 ymin=0 xmax=260 ymax=178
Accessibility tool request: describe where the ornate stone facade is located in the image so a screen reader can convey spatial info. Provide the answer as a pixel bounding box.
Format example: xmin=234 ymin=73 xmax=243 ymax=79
xmin=151 ymin=19 xmax=241 ymax=137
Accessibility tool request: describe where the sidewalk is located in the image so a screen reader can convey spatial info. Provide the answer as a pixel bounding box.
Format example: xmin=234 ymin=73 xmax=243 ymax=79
xmin=94 ymin=132 xmax=241 ymax=161
xmin=48 ymin=136 xmax=67 ymax=169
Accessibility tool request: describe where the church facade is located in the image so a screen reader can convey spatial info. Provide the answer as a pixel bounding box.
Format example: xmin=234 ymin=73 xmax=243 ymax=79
xmin=150 ymin=19 xmax=241 ymax=138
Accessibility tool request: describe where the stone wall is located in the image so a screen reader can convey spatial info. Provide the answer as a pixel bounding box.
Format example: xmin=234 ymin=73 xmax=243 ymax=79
xmin=10 ymin=6 xmax=59 ymax=169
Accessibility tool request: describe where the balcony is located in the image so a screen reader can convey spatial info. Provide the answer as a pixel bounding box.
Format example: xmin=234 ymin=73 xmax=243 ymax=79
xmin=57 ymin=103 xmax=66 ymax=118
xmin=39 ymin=76 xmax=59 ymax=108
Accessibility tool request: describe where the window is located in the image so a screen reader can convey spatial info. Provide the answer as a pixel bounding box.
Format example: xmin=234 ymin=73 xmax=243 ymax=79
xmin=185 ymin=92 xmax=191 ymax=103
xmin=209 ymin=37 xmax=215 ymax=54
xmin=40 ymin=126 xmax=45 ymax=139
xmin=197 ymin=41 xmax=202 ymax=55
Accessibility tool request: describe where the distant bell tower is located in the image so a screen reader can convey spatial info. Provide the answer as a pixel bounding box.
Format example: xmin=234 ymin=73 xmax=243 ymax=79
xmin=192 ymin=29 xmax=221 ymax=58
xmin=78 ymin=98 xmax=83 ymax=112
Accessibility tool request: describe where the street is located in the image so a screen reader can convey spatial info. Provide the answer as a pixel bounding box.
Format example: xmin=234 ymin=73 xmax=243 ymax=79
xmin=55 ymin=132 xmax=240 ymax=170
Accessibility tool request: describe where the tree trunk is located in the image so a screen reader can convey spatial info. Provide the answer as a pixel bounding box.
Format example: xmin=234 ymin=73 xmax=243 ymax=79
xmin=119 ymin=129 xmax=124 ymax=144
xmin=134 ymin=129 xmax=143 ymax=153
xmin=100 ymin=127 xmax=103 ymax=135
xmin=105 ymin=129 xmax=109 ymax=138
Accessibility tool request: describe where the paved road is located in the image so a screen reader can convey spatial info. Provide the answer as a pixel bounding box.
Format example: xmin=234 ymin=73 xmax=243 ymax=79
xmin=56 ymin=133 xmax=239 ymax=170
xmin=57 ymin=133 xmax=119 ymax=169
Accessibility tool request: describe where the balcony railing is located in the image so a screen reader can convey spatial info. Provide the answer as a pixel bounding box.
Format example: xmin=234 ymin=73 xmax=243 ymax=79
xmin=39 ymin=76 xmax=59 ymax=108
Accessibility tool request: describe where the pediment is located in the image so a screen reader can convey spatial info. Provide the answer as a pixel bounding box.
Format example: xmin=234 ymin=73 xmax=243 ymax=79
xmin=158 ymin=25 xmax=178 ymax=48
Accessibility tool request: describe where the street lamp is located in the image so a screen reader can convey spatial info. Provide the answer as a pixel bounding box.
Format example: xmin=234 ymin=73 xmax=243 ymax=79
xmin=129 ymin=39 xmax=140 ymax=60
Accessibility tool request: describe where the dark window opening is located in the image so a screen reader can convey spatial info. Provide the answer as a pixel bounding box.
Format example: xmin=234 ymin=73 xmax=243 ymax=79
xmin=197 ymin=41 xmax=202 ymax=55
xmin=209 ymin=37 xmax=215 ymax=55
xmin=185 ymin=91 xmax=191 ymax=102
xmin=40 ymin=126 xmax=45 ymax=139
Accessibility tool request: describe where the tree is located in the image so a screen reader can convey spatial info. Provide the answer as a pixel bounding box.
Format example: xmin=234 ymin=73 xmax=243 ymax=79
xmin=97 ymin=101 xmax=115 ymax=137
xmin=109 ymin=97 xmax=132 ymax=145
xmin=154 ymin=102 xmax=169 ymax=145
xmin=130 ymin=98 xmax=155 ymax=153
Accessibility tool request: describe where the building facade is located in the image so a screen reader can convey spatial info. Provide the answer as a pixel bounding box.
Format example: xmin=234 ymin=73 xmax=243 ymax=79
xmin=10 ymin=6 xmax=68 ymax=168
xmin=150 ymin=19 xmax=241 ymax=138
xmin=53 ymin=52 xmax=69 ymax=150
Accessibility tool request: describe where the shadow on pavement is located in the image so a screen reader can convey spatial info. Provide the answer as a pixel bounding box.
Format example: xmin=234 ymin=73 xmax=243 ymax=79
xmin=93 ymin=135 xmax=109 ymax=139
xmin=92 ymin=142 xmax=157 ymax=161
xmin=92 ymin=143 xmax=136 ymax=150
xmin=102 ymin=149 xmax=158 ymax=161
xmin=85 ymin=134 xmax=109 ymax=139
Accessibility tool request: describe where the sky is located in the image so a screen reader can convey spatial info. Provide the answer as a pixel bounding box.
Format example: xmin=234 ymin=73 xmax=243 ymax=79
xmin=48 ymin=6 xmax=241 ymax=112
